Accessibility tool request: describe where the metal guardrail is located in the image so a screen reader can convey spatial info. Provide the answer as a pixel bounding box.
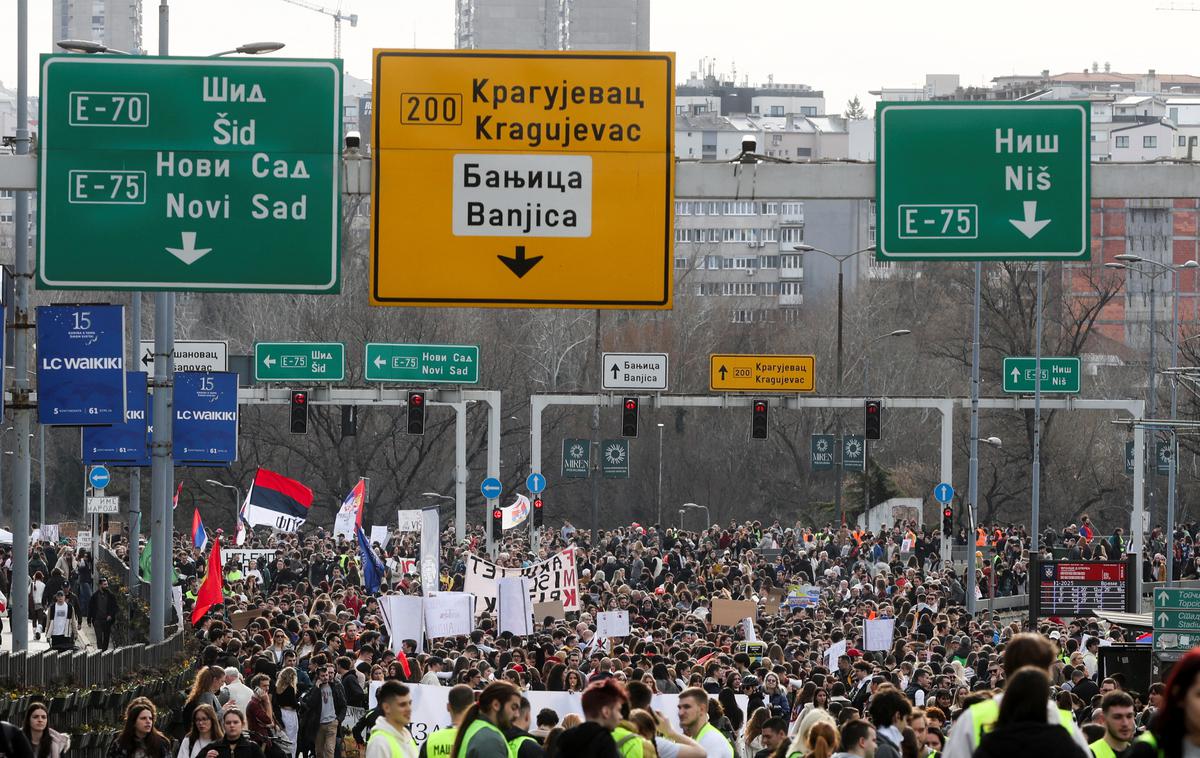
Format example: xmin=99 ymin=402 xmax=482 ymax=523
xmin=0 ymin=631 xmax=183 ymax=688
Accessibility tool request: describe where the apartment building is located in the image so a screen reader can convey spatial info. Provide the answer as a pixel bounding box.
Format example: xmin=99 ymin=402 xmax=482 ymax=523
xmin=454 ymin=0 xmax=650 ymax=51
xmin=52 ymin=0 xmax=142 ymax=54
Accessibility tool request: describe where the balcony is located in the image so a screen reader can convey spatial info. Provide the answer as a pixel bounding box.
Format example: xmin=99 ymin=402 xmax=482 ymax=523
xmin=778 ymin=293 xmax=803 ymax=306
xmin=779 ymin=264 xmax=804 ymax=279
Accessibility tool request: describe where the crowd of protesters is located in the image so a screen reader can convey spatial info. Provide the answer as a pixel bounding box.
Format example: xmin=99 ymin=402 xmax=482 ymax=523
xmin=2 ymin=515 xmax=1200 ymax=758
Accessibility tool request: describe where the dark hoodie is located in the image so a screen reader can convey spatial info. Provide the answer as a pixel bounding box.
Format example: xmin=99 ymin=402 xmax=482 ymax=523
xmin=552 ymin=723 xmax=618 ymax=758
xmin=972 ymin=721 xmax=1089 ymax=758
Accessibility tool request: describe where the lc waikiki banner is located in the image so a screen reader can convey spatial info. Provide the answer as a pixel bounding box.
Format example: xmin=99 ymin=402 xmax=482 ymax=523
xmin=464 ymin=547 xmax=579 ymax=616
xmin=333 ymin=478 xmax=367 ymax=541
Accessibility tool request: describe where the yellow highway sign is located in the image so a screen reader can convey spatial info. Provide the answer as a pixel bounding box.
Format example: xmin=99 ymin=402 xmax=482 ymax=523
xmin=371 ymin=50 xmax=675 ymax=308
xmin=710 ymin=354 xmax=817 ymax=392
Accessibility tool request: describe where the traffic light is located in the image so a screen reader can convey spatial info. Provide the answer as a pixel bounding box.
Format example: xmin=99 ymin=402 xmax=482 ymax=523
xmin=289 ymin=391 xmax=308 ymax=434
xmin=621 ymin=397 xmax=639 ymax=438
xmin=942 ymin=506 xmax=953 ymax=534
xmin=865 ymin=399 xmax=882 ymax=440
xmin=341 ymin=405 xmax=357 ymax=438
xmin=533 ymin=497 xmax=544 ymax=527
xmin=407 ymin=391 xmax=425 ymax=435
xmin=751 ymin=399 xmax=769 ymax=440
xmin=491 ymin=506 xmax=503 ymax=541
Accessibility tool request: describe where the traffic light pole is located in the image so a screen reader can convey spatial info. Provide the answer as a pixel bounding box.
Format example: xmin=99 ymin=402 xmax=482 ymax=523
xmin=1031 ymin=262 xmax=1043 ymax=557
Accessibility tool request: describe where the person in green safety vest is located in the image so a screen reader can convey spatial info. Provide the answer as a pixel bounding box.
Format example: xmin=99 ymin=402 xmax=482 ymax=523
xmin=677 ymin=687 xmax=733 ymax=758
xmin=1128 ymin=647 xmax=1200 ymax=758
xmin=450 ymin=682 xmax=520 ymax=758
xmin=970 ymin=667 xmax=1088 ymax=758
xmin=504 ymin=697 xmax=544 ymax=758
xmin=419 ymin=685 xmax=475 ymax=758
xmin=942 ymin=632 xmax=1090 ymax=758
xmin=1089 ymin=691 xmax=1135 ymax=758
xmin=365 ymin=681 xmax=417 ymax=758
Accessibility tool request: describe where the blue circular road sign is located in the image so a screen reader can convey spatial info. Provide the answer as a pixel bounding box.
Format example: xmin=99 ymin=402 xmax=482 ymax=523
xmin=526 ymin=472 xmax=546 ymax=494
xmin=89 ymin=465 xmax=111 ymax=490
xmin=934 ymin=482 xmax=954 ymax=503
xmin=481 ymin=477 xmax=502 ymax=499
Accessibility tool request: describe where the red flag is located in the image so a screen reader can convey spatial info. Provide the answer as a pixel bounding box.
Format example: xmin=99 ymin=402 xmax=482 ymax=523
xmin=173 ymin=482 xmax=183 ymax=510
xmin=191 ymin=537 xmax=224 ymax=625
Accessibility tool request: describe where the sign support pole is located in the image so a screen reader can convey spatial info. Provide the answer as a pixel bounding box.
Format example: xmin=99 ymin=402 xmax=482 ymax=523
xmin=966 ymin=262 xmax=982 ymax=616
xmin=455 ymin=402 xmax=467 ymax=545
xmin=8 ymin=0 xmax=32 ymax=652
xmin=1032 ymin=263 xmax=1043 ymax=556
xmin=148 ymin=0 xmax=174 ymax=643
xmin=129 ymin=294 xmax=141 ymax=599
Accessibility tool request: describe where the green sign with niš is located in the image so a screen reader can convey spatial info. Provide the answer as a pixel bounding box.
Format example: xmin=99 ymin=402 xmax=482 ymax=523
xmin=562 ymin=438 xmax=590 ymax=479
xmin=843 ymin=435 xmax=865 ymax=472
xmin=876 ymin=102 xmax=1089 ymax=261
xmin=601 ymin=439 xmax=630 ymax=479
xmin=38 ymin=55 xmax=342 ymax=292
xmin=1002 ymin=357 xmax=1081 ymax=394
xmin=254 ymin=342 xmax=345 ymax=382
xmin=364 ymin=343 xmax=479 ymax=384
xmin=811 ymin=434 xmax=835 ymax=472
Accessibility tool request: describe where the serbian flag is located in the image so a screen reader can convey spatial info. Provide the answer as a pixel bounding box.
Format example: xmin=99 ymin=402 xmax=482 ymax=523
xmin=192 ymin=508 xmax=208 ymax=552
xmin=191 ymin=537 xmax=223 ymax=625
xmin=243 ymin=468 xmax=313 ymax=532
xmin=333 ymin=479 xmax=367 ymax=541
xmin=173 ymin=482 xmax=183 ymax=510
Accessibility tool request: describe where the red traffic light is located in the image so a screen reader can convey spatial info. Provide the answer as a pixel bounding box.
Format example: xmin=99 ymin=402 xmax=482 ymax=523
xmin=943 ymin=507 xmax=953 ymax=518
xmin=625 ymin=399 xmax=638 ymax=410
xmin=533 ymin=498 xmax=543 ymax=509
xmin=867 ymin=405 xmax=879 ymax=414
xmin=409 ymin=392 xmax=424 ymax=406
xmin=492 ymin=509 xmax=502 ymax=519
xmin=292 ymin=392 xmax=307 ymax=404
xmin=754 ymin=401 xmax=767 ymax=412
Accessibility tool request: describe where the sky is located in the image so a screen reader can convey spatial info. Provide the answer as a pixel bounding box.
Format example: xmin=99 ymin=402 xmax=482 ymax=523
xmin=3 ymin=0 xmax=1200 ymax=114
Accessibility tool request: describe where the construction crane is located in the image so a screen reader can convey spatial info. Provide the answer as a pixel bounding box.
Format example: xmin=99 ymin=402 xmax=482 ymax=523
xmin=279 ymin=0 xmax=358 ymax=59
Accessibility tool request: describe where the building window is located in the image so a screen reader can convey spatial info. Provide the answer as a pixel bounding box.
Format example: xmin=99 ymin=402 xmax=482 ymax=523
xmin=780 ymin=227 xmax=804 ymax=244
xmin=780 ymin=281 xmax=802 ymax=295
xmin=674 ymin=257 xmax=688 ymax=269
xmin=674 ymin=201 xmax=690 ymax=215
xmin=0 ymin=190 xmax=11 ymax=198
xmin=1115 ymin=135 xmax=1129 ymax=148
xmin=781 ymin=201 xmax=803 ymax=217
xmin=1144 ymin=135 xmax=1158 ymax=148
xmin=1181 ymin=136 xmax=1189 ymax=147
xmin=801 ymin=107 xmax=817 ymax=116
xmin=759 ymin=255 xmax=779 ymax=268
xmin=771 ymin=134 xmax=782 ymax=145
xmin=770 ymin=106 xmax=784 ymax=116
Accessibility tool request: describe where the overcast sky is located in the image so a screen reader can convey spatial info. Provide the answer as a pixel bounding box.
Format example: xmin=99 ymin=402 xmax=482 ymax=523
xmin=2 ymin=0 xmax=1197 ymax=113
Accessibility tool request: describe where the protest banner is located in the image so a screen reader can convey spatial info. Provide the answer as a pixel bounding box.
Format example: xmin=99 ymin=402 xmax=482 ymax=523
xmin=424 ymin=592 xmax=474 ymax=639
xmin=397 ymin=510 xmax=423 ymax=532
xmin=597 ymin=610 xmax=630 ymax=638
xmin=221 ymin=548 xmax=276 ymax=572
xmin=711 ymin=598 xmax=757 ymax=627
xmin=464 ymin=547 xmax=579 ymax=615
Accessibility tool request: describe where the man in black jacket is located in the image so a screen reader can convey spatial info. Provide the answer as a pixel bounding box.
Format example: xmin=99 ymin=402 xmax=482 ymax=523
xmin=337 ymin=656 xmax=367 ymax=708
xmin=300 ymin=662 xmax=346 ymax=758
xmin=87 ymin=576 xmax=119 ymax=650
xmin=0 ymin=720 xmax=33 ymax=758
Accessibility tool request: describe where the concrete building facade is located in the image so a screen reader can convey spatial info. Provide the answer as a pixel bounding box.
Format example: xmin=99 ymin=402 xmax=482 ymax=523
xmin=52 ymin=0 xmax=143 ymax=54
xmin=454 ymin=0 xmax=649 ymax=51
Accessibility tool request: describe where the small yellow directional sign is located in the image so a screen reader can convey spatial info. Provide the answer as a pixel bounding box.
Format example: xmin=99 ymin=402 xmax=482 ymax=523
xmin=709 ymin=354 xmax=816 ymax=392
xmin=371 ymin=50 xmax=675 ymax=309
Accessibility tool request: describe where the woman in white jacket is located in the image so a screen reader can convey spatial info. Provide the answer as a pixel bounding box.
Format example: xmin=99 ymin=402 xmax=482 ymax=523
xmin=23 ymin=702 xmax=70 ymax=758
xmin=178 ymin=704 xmax=224 ymax=758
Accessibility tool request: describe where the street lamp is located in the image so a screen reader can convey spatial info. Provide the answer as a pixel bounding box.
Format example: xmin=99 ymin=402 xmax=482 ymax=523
xmin=656 ymin=423 xmax=665 ymax=526
xmin=56 ymin=39 xmax=132 ymax=54
xmin=681 ymin=503 xmax=710 ymax=531
xmin=975 ymin=436 xmax=1002 ymax=448
xmin=1108 ymin=255 xmax=1198 ymax=585
xmin=204 ymin=479 xmax=242 ymax=523
xmin=210 ymin=42 xmax=286 ymax=57
xmin=421 ymin=492 xmax=455 ymax=502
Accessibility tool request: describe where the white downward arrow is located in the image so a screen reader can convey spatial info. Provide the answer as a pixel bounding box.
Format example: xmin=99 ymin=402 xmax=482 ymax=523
xmin=1010 ymin=201 xmax=1051 ymax=239
xmin=373 ymin=355 xmax=386 ymax=369
xmin=165 ymin=231 xmax=212 ymax=265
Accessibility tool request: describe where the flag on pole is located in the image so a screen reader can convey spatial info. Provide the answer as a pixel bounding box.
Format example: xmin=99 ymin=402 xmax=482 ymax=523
xmin=235 ymin=489 xmax=250 ymax=547
xmin=173 ymin=482 xmax=183 ymax=511
xmin=191 ymin=508 xmax=208 ymax=552
xmin=357 ymin=526 xmax=385 ymax=594
xmin=333 ymin=478 xmax=367 ymax=541
xmin=502 ymin=493 xmax=530 ymax=530
xmin=243 ymin=469 xmax=312 ymax=532
xmin=191 ymin=537 xmax=224 ymax=625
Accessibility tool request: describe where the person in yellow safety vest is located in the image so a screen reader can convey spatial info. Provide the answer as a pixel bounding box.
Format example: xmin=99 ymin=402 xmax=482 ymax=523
xmin=365 ymin=681 xmax=418 ymax=758
xmin=450 ymin=682 xmax=521 ymax=758
xmin=419 ymin=685 xmax=476 ymax=758
xmin=1128 ymin=648 xmax=1200 ymax=758
xmin=555 ymin=679 xmax=627 ymax=757
xmin=1089 ymin=691 xmax=1135 ymax=758
xmin=942 ymin=633 xmax=1090 ymax=758
xmin=504 ymin=697 xmax=544 ymax=758
xmin=677 ymin=687 xmax=734 ymax=758
xmin=970 ymin=668 xmax=1089 ymax=758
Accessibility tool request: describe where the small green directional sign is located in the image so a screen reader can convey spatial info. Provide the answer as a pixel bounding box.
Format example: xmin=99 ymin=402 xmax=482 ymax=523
xmin=254 ymin=342 xmax=344 ymax=382
xmin=364 ymin=343 xmax=479 ymax=384
xmin=1153 ymin=587 xmax=1200 ymax=651
xmin=1002 ymin=357 xmax=1080 ymax=394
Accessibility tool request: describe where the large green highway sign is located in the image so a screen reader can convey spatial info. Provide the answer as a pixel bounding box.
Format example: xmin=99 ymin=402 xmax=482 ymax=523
xmin=1002 ymin=357 xmax=1081 ymax=394
xmin=38 ymin=55 xmax=342 ymax=292
xmin=364 ymin=344 xmax=479 ymax=384
xmin=876 ymin=102 xmax=1089 ymax=261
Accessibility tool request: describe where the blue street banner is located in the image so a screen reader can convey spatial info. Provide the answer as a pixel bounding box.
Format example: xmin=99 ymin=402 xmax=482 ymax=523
xmin=37 ymin=304 xmax=126 ymax=425
xmin=174 ymin=372 xmax=238 ymax=465
xmin=82 ymin=371 xmax=150 ymax=466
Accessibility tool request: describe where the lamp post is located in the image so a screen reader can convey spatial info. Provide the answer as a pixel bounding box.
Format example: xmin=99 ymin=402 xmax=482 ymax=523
xmin=1107 ymin=255 xmax=1198 ymax=584
xmin=861 ymin=329 xmax=912 ymax=519
xmin=655 ymin=423 xmax=666 ymax=526
xmin=793 ymin=244 xmax=876 ymax=525
xmin=965 ymin=435 xmax=1002 ymax=614
xmin=204 ymin=479 xmax=242 ymax=517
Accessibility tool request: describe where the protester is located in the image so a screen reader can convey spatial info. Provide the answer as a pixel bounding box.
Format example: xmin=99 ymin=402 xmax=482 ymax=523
xmin=450 ymin=682 xmax=520 ymax=758
xmin=298 ymin=663 xmax=346 ymax=758
xmin=971 ymin=667 xmax=1088 ymax=758
xmin=21 ymin=703 xmax=69 ymax=758
xmin=208 ymin=709 xmax=265 ymax=758
xmin=365 ymin=682 xmax=418 ymax=758
xmin=87 ymin=577 xmax=119 ymax=651
xmin=178 ymin=705 xmax=223 ymax=758
xmin=106 ymin=703 xmax=173 ymax=758
xmin=1129 ymin=647 xmax=1200 ymax=757
xmin=418 ymin=685 xmax=476 ymax=758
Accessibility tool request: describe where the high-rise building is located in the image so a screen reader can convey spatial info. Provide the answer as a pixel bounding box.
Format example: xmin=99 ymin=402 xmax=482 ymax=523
xmin=455 ymin=0 xmax=649 ymax=51
xmin=52 ymin=0 xmax=143 ymax=55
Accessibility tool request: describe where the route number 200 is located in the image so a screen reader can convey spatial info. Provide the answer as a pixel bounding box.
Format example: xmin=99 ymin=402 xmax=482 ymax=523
xmin=400 ymin=93 xmax=462 ymax=125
